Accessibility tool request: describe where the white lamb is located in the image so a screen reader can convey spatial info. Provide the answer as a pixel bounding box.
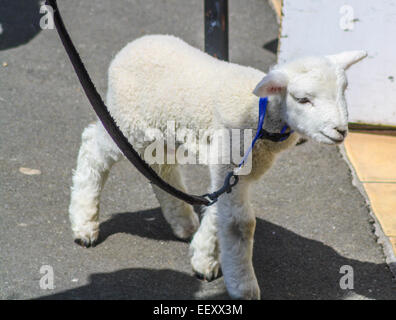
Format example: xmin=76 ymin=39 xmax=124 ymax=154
xmin=69 ymin=35 xmax=367 ymax=299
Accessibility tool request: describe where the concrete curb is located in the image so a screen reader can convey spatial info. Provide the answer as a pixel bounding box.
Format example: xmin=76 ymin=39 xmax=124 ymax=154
xmin=339 ymin=144 xmax=396 ymax=279
xmin=268 ymin=0 xmax=282 ymax=23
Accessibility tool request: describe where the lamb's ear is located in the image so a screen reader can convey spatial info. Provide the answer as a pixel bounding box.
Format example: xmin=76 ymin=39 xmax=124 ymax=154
xmin=326 ymin=50 xmax=368 ymax=70
xmin=253 ymin=70 xmax=288 ymax=97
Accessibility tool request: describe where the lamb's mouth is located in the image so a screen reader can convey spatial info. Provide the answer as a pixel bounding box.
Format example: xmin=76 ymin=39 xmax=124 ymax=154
xmin=320 ymin=132 xmax=344 ymax=144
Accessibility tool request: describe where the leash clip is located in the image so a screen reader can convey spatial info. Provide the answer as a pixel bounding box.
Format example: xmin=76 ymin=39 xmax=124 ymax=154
xmin=203 ymin=171 xmax=239 ymax=206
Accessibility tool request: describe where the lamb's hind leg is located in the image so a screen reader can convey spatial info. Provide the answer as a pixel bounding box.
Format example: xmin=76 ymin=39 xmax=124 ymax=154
xmin=151 ymin=164 xmax=200 ymax=240
xmin=69 ymin=121 xmax=122 ymax=247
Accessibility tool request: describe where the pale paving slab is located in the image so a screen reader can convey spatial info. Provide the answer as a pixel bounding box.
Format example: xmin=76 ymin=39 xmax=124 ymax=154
xmin=344 ymin=133 xmax=396 ymax=182
xmin=344 ymin=132 xmax=396 ymax=256
xmin=362 ymin=182 xmax=396 ymax=237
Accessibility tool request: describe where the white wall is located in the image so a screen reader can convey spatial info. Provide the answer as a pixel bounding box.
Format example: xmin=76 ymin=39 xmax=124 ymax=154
xmin=279 ymin=0 xmax=396 ymax=126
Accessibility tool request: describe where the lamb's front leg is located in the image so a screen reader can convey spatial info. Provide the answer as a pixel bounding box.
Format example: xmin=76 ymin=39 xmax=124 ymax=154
xmin=216 ymin=168 xmax=259 ymax=300
xmin=69 ymin=122 xmax=121 ymax=247
xmin=190 ymin=204 xmax=221 ymax=281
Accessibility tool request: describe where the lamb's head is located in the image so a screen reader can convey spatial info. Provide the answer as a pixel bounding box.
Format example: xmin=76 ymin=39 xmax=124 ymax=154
xmin=253 ymin=51 xmax=367 ymax=144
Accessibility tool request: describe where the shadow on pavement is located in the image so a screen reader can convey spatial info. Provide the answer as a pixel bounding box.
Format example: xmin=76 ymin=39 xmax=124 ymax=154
xmin=97 ymin=208 xmax=178 ymax=243
xmin=262 ymin=38 xmax=278 ymax=54
xmin=37 ymin=209 xmax=396 ymax=300
xmin=253 ymin=219 xmax=396 ymax=300
xmin=37 ymin=268 xmax=215 ymax=300
xmin=0 ymin=0 xmax=43 ymax=51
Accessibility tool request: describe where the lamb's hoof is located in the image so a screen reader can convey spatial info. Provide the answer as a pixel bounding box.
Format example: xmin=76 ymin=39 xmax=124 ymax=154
xmin=74 ymin=238 xmax=97 ymax=248
xmin=72 ymin=222 xmax=99 ymax=248
xmin=194 ymin=268 xmax=223 ymax=282
xmin=191 ymin=254 xmax=222 ymax=282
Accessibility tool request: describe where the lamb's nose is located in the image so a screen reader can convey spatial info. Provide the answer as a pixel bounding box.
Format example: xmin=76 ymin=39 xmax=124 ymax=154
xmin=335 ymin=127 xmax=347 ymax=137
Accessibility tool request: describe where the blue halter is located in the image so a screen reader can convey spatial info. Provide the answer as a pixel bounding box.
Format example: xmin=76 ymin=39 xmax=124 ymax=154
xmin=204 ymin=97 xmax=294 ymax=205
xmin=238 ymin=97 xmax=293 ymax=167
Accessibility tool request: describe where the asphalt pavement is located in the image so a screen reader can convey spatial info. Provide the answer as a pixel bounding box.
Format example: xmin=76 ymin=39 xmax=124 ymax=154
xmin=0 ymin=0 xmax=395 ymax=299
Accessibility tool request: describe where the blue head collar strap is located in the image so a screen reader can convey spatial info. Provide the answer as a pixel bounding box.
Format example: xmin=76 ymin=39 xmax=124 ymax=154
xmin=258 ymin=97 xmax=293 ymax=142
xmin=239 ymin=97 xmax=293 ymax=167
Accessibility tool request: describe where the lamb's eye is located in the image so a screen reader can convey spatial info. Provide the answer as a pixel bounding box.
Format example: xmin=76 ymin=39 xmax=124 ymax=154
xmin=296 ymin=97 xmax=311 ymax=104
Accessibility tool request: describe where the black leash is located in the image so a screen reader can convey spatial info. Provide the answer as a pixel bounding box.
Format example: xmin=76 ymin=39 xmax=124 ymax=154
xmin=46 ymin=1 xmax=292 ymax=207
xmin=46 ymin=0 xmax=215 ymax=206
